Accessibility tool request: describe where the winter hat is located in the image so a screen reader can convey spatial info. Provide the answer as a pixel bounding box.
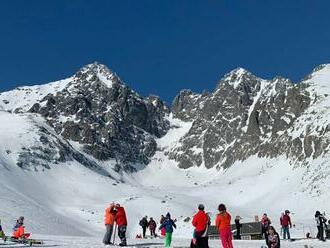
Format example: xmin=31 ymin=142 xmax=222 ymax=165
xmin=285 ymin=210 xmax=290 ymax=214
xmin=198 ymin=204 xmax=205 ymax=211
xmin=166 ymin=212 xmax=171 ymax=218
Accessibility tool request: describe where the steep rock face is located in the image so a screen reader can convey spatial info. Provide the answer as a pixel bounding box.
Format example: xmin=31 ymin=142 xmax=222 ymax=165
xmin=170 ymin=67 xmax=324 ymax=169
xmin=28 ymin=63 xmax=170 ymax=165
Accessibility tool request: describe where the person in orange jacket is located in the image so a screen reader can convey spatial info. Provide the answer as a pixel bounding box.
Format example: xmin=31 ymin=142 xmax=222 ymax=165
xmin=215 ymin=204 xmax=233 ymax=248
xmin=103 ymin=203 xmax=116 ymax=245
xmin=12 ymin=216 xmax=29 ymax=239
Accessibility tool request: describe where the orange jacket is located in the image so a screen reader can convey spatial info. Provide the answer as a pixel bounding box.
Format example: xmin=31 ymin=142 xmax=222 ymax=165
xmin=215 ymin=212 xmax=231 ymax=231
xmin=104 ymin=207 xmax=116 ymax=225
xmin=13 ymin=226 xmax=25 ymax=238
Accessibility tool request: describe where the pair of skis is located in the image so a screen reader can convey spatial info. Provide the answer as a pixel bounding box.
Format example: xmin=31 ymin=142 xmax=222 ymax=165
xmin=2 ymin=236 xmax=43 ymax=246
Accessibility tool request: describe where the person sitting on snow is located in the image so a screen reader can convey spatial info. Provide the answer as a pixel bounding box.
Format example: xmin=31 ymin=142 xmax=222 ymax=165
xmin=0 ymin=219 xmax=5 ymax=239
xmin=12 ymin=216 xmax=29 ymax=239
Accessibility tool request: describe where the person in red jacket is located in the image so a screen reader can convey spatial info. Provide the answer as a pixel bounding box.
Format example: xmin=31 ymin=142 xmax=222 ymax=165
xmin=115 ymin=204 xmax=127 ymax=246
xmin=103 ymin=203 xmax=116 ymax=245
xmin=192 ymin=204 xmax=210 ymax=248
xmin=215 ymin=204 xmax=233 ymax=248
xmin=281 ymin=210 xmax=292 ymax=240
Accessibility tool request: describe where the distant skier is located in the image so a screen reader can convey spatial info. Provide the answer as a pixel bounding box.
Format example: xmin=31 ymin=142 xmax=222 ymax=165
xmin=234 ymin=216 xmax=242 ymax=240
xmin=281 ymin=210 xmax=292 ymax=240
xmin=139 ymin=216 xmax=148 ymax=238
xmin=315 ymin=211 xmax=327 ymax=241
xmin=191 ymin=204 xmax=210 ymax=248
xmin=115 ymin=204 xmax=128 ymax=246
xmin=103 ymin=203 xmax=116 ymax=245
xmin=266 ymin=226 xmax=280 ymax=248
xmin=160 ymin=215 xmax=166 ymax=236
xmin=159 ymin=212 xmax=176 ymax=248
xmin=261 ymin=213 xmax=271 ymax=243
xmin=215 ymin=204 xmax=233 ymax=248
xmin=148 ymin=217 xmax=157 ymax=237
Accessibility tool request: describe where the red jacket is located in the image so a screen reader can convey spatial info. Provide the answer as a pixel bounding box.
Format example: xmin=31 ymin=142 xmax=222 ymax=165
xmin=13 ymin=226 xmax=25 ymax=238
xmin=215 ymin=212 xmax=231 ymax=231
xmin=281 ymin=214 xmax=291 ymax=227
xmin=192 ymin=210 xmax=208 ymax=232
xmin=115 ymin=207 xmax=127 ymax=226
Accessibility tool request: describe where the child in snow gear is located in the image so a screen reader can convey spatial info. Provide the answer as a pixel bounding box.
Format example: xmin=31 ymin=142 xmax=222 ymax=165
xmin=115 ymin=204 xmax=128 ymax=246
xmin=191 ymin=204 xmax=210 ymax=248
xmin=234 ymin=216 xmax=242 ymax=240
xmin=148 ymin=217 xmax=157 ymax=237
xmin=12 ymin=216 xmax=28 ymax=239
xmin=267 ymin=226 xmax=280 ymax=248
xmin=261 ymin=213 xmax=271 ymax=243
xmin=215 ymin=204 xmax=233 ymax=248
xmin=281 ymin=210 xmax=292 ymax=240
xmin=279 ymin=212 xmax=284 ymax=236
xmin=160 ymin=215 xmax=166 ymax=236
xmin=315 ymin=211 xmax=327 ymax=241
xmin=139 ymin=216 xmax=148 ymax=238
xmin=103 ymin=203 xmax=116 ymax=245
xmin=159 ymin=212 xmax=176 ymax=248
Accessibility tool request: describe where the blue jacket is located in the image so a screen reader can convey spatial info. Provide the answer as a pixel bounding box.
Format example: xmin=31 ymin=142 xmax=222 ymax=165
xmin=159 ymin=218 xmax=176 ymax=233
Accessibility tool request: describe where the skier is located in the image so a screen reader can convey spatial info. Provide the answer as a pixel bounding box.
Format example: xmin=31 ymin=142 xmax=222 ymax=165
xmin=103 ymin=203 xmax=116 ymax=245
xmin=148 ymin=217 xmax=157 ymax=237
xmin=281 ymin=210 xmax=292 ymax=240
xmin=160 ymin=215 xmax=166 ymax=237
xmin=261 ymin=213 xmax=271 ymax=243
xmin=266 ymin=226 xmax=280 ymax=248
xmin=234 ymin=216 xmax=242 ymax=240
xmin=139 ymin=216 xmax=148 ymax=238
xmin=191 ymin=204 xmax=210 ymax=248
xmin=159 ymin=212 xmax=176 ymax=248
xmin=215 ymin=204 xmax=233 ymax=248
xmin=115 ymin=204 xmax=128 ymax=246
xmin=315 ymin=211 xmax=327 ymax=241
xmin=0 ymin=219 xmax=5 ymax=239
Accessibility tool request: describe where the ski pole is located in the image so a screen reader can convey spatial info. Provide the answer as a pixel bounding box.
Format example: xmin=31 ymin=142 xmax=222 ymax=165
xmin=113 ymin=224 xmax=117 ymax=244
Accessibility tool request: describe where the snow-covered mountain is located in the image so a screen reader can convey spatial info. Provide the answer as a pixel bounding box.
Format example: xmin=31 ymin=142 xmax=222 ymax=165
xmin=1 ymin=62 xmax=330 ymax=242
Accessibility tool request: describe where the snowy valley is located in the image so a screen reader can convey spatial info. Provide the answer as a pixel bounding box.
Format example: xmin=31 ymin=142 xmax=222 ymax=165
xmin=1 ymin=63 xmax=330 ymax=247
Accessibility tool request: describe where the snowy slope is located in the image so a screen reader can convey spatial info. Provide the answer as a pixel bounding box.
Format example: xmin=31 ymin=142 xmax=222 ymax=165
xmin=1 ymin=63 xmax=330 ymax=246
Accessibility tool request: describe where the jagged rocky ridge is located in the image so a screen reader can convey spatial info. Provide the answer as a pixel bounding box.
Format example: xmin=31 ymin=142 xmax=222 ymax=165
xmin=1 ymin=63 xmax=330 ymax=171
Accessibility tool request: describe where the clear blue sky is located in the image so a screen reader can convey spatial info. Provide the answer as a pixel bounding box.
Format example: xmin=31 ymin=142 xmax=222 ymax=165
xmin=1 ymin=0 xmax=330 ymax=103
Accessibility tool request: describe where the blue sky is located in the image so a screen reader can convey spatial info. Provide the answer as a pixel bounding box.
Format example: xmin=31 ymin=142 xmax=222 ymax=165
xmin=1 ymin=0 xmax=330 ymax=103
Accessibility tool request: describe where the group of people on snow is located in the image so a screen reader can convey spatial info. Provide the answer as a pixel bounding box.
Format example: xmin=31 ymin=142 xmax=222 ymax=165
xmin=102 ymin=202 xmax=329 ymax=248
xmin=139 ymin=216 xmax=157 ymax=238
xmin=103 ymin=203 xmax=127 ymax=246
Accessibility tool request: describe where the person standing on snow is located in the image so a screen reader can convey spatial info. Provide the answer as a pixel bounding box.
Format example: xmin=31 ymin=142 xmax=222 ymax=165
xmin=191 ymin=204 xmax=210 ymax=248
xmin=215 ymin=204 xmax=233 ymax=248
xmin=148 ymin=217 xmax=157 ymax=237
xmin=234 ymin=216 xmax=242 ymax=240
xmin=279 ymin=212 xmax=284 ymax=236
xmin=115 ymin=204 xmax=128 ymax=246
xmin=139 ymin=216 xmax=149 ymax=238
xmin=103 ymin=203 xmax=116 ymax=245
xmin=281 ymin=210 xmax=292 ymax=240
xmin=160 ymin=215 xmax=166 ymax=237
xmin=315 ymin=211 xmax=327 ymax=241
xmin=266 ymin=226 xmax=280 ymax=248
xmin=261 ymin=213 xmax=271 ymax=243
xmin=159 ymin=212 xmax=176 ymax=248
